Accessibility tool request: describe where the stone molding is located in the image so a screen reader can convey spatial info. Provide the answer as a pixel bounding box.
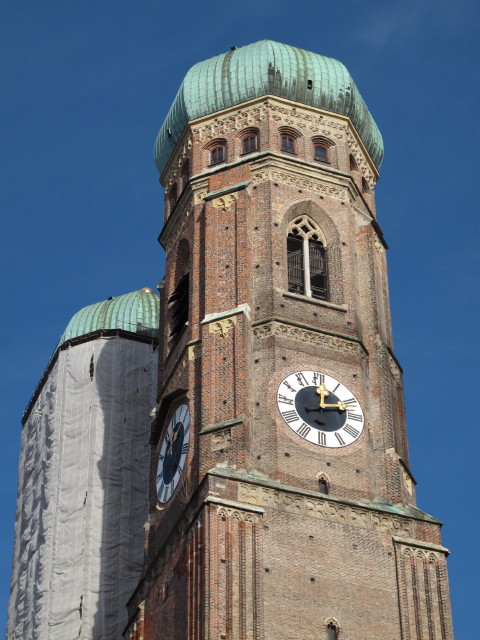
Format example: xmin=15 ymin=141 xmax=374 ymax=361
xmin=238 ymin=482 xmax=414 ymax=537
xmin=211 ymin=193 xmax=238 ymax=212
xmin=393 ymin=536 xmax=450 ymax=557
xmin=163 ymin=134 xmax=193 ymax=191
xmin=251 ymin=166 xmax=351 ymax=202
xmin=159 ymin=341 xmax=201 ymax=401
xmin=252 ymin=319 xmax=365 ymax=358
xmin=202 ymin=304 xmax=251 ymax=338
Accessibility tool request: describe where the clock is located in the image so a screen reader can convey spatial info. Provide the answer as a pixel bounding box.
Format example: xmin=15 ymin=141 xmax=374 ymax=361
xmin=277 ymin=371 xmax=364 ymax=448
xmin=156 ymin=403 xmax=190 ymax=503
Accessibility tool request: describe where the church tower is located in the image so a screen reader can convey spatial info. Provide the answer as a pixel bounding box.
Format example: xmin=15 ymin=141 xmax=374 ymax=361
xmin=125 ymin=41 xmax=454 ymax=639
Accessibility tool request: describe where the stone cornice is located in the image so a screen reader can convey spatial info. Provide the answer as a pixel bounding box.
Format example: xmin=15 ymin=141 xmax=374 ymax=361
xmin=208 ymin=466 xmax=441 ymax=526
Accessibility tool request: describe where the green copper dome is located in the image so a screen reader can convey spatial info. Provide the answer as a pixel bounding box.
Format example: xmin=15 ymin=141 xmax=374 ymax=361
xmin=154 ymin=40 xmax=383 ymax=175
xmin=59 ymin=288 xmax=159 ymax=346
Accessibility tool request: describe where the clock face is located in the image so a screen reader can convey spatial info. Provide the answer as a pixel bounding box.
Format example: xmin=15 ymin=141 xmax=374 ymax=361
xmin=156 ymin=403 xmax=190 ymax=504
xmin=277 ymin=371 xmax=364 ymax=448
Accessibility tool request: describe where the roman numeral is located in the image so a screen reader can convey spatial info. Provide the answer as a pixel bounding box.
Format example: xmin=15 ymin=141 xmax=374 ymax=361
xmin=182 ymin=443 xmax=189 ymax=454
xmin=295 ymin=372 xmax=309 ymax=387
xmin=296 ymin=423 xmax=311 ymax=438
xmin=312 ymin=372 xmax=325 ymax=386
xmin=163 ymin=486 xmax=170 ymax=502
xmin=335 ymin=432 xmax=346 ymax=446
xmin=347 ymin=412 xmax=362 ymax=422
xmin=156 ymin=471 xmax=163 ymax=482
xmin=278 ymin=394 xmax=294 ymax=405
xmin=332 ymin=383 xmax=340 ymax=393
xmin=282 ymin=410 xmax=300 ymax=424
xmin=318 ymin=431 xmax=326 ymax=446
xmin=283 ymin=380 xmax=296 ymax=393
xmin=344 ymin=424 xmax=360 ymax=438
xmin=343 ymin=398 xmax=356 ymax=405
xmin=158 ymin=454 xmax=165 ymax=462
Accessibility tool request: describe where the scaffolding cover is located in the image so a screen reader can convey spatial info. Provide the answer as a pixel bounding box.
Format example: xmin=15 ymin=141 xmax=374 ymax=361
xmin=8 ymin=336 xmax=158 ymax=639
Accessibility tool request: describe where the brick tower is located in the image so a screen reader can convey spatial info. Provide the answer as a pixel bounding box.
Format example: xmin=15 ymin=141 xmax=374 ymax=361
xmin=125 ymin=41 xmax=454 ymax=640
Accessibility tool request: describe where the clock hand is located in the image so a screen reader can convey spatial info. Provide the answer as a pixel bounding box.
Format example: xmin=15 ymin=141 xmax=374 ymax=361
xmin=316 ymin=384 xmax=329 ymax=408
xmin=167 ymin=428 xmax=180 ymax=456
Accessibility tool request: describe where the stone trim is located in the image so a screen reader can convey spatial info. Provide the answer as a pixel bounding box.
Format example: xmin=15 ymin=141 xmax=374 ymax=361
xmin=252 ymin=317 xmax=367 ymax=358
xmin=158 ymin=340 xmax=201 ymax=401
xmin=392 ymin=536 xmax=450 ymax=556
xmin=200 ymin=417 xmax=245 ymax=435
xmin=205 ymin=495 xmax=264 ymax=515
xmin=237 ymin=482 xmax=414 ymax=537
xmin=202 ymin=303 xmax=251 ymax=325
xmin=281 ymin=291 xmax=348 ymax=312
xmin=204 ymin=181 xmax=250 ymax=201
xmin=208 ymin=467 xmax=441 ymax=525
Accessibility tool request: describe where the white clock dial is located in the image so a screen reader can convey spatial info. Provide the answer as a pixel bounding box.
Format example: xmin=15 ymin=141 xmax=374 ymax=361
xmin=156 ymin=403 xmax=190 ymax=503
xmin=277 ymin=371 xmax=364 ymax=448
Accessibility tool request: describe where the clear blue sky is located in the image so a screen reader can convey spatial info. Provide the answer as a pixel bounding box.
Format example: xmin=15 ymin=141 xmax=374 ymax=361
xmin=1 ymin=1 xmax=478 ymax=636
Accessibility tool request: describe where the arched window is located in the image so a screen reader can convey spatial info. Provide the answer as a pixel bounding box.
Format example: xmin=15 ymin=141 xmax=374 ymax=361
xmin=327 ymin=622 xmax=339 ymax=640
xmin=349 ymin=154 xmax=358 ymax=171
xmin=169 ymin=184 xmax=178 ymax=212
xmin=312 ymin=136 xmax=334 ymax=165
xmin=168 ymin=240 xmax=190 ymax=343
xmin=361 ymin=177 xmax=370 ymax=194
xmin=210 ymin=145 xmax=225 ymax=165
xmin=287 ymin=216 xmax=328 ymax=300
xmin=181 ymin=160 xmax=189 ymax=190
xmin=314 ymin=144 xmax=328 ymax=163
xmin=318 ymin=477 xmax=329 ymax=495
xmin=281 ymin=134 xmax=296 ymax=154
xmin=242 ymin=134 xmax=258 ymax=154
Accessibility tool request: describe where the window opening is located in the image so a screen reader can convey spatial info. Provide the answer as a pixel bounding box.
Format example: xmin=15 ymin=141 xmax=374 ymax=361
xmin=318 ymin=478 xmax=329 ymax=495
xmin=327 ymin=623 xmax=339 ymax=640
xmin=314 ymin=144 xmax=328 ymax=163
xmin=168 ymin=272 xmax=189 ymax=340
xmin=281 ymin=135 xmax=296 ymax=154
xmin=287 ymin=216 xmax=328 ymax=300
xmin=242 ymin=135 xmax=257 ymax=154
xmin=169 ymin=184 xmax=178 ymax=211
xmin=211 ymin=145 xmax=225 ymax=165
xmin=362 ymin=177 xmax=370 ymax=194
xmin=349 ymin=154 xmax=358 ymax=171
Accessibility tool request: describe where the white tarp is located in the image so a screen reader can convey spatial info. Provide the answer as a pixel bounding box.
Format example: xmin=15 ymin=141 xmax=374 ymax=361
xmin=8 ymin=336 xmax=158 ymax=639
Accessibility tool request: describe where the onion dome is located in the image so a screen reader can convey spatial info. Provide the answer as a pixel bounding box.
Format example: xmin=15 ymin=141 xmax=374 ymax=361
xmin=154 ymin=39 xmax=383 ymax=175
xmin=59 ymin=288 xmax=159 ymax=346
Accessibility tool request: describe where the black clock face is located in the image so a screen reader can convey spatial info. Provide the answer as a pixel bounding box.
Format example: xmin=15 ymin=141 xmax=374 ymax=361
xmin=277 ymin=371 xmax=364 ymax=448
xmin=156 ymin=403 xmax=190 ymax=504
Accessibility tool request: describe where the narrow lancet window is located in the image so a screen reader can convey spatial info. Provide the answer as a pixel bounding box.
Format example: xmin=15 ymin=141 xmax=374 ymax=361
xmin=287 ymin=216 xmax=328 ymax=300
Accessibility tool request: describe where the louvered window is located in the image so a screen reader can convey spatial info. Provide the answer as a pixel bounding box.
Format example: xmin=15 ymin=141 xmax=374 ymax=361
xmin=287 ymin=235 xmax=305 ymax=295
xmin=169 ymin=272 xmax=189 ymax=340
xmin=287 ymin=216 xmax=328 ymax=300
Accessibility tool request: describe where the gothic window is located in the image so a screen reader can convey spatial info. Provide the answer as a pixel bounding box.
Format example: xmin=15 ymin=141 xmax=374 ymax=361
xmin=242 ymin=134 xmax=258 ymax=154
xmin=169 ymin=184 xmax=178 ymax=211
xmin=327 ymin=622 xmax=339 ymax=640
xmin=349 ymin=154 xmax=358 ymax=171
xmin=318 ymin=477 xmax=329 ymax=495
xmin=287 ymin=216 xmax=328 ymax=300
xmin=362 ymin=177 xmax=370 ymax=194
xmin=210 ymin=145 xmax=225 ymax=165
xmin=281 ymin=134 xmax=296 ymax=154
xmin=169 ymin=240 xmax=190 ymax=343
xmin=181 ymin=160 xmax=189 ymax=190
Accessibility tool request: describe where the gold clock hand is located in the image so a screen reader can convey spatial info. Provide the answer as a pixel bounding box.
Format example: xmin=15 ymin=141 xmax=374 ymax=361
xmin=321 ymin=401 xmax=356 ymax=411
xmin=316 ymin=384 xmax=329 ymax=408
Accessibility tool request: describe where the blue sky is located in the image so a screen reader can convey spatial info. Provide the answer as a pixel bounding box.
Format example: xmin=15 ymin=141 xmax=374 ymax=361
xmin=1 ymin=0 xmax=478 ymax=636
